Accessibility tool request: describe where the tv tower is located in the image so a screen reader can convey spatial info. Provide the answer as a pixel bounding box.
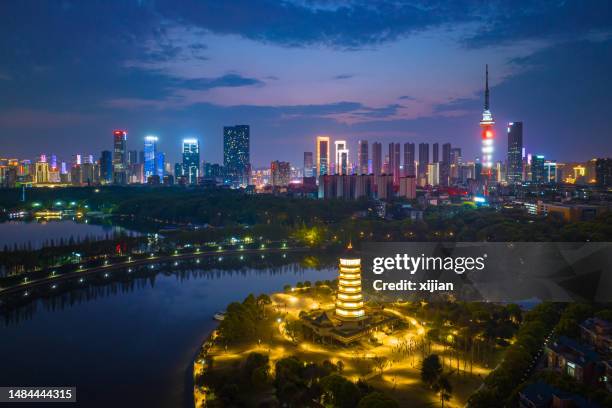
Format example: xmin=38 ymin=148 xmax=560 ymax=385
xmin=480 ymin=64 xmax=495 ymax=192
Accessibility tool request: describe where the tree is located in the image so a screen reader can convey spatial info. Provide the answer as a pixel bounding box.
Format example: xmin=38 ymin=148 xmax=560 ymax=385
xmin=372 ymin=356 xmax=388 ymax=375
xmin=421 ymin=354 xmax=442 ymax=387
xmin=432 ymin=374 xmax=452 ymax=408
xmin=357 ymin=392 xmax=399 ymax=408
xmin=320 ymin=374 xmax=360 ymax=408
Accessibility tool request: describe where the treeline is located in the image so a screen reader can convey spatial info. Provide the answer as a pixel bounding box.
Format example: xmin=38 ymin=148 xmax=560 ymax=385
xmin=199 ymin=353 xmax=398 ymax=408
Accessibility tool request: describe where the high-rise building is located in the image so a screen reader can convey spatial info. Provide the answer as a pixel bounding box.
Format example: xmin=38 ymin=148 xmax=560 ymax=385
xmin=403 ymin=143 xmax=415 ymax=177
xmin=35 ymin=161 xmax=49 ymax=184
xmin=532 ymin=155 xmax=546 ymax=183
xmin=595 ymin=158 xmax=612 ymax=187
xmin=100 ymin=150 xmax=113 ymax=183
xmin=450 ymin=148 xmax=462 ymax=165
xmin=507 ymin=122 xmax=523 ymax=184
xmin=156 ymin=152 xmax=165 ymax=178
xmin=357 ymin=140 xmax=369 ymax=174
xmin=427 ymin=163 xmax=440 ymax=186
xmin=418 ymin=143 xmax=429 ymax=181
xmin=128 ymin=150 xmax=138 ymax=165
xmin=182 ymin=138 xmax=200 ymax=184
xmin=432 ymin=143 xmax=439 ymax=163
xmin=334 ymin=140 xmax=350 ymax=175
xmin=388 ymin=142 xmax=400 ymax=185
xmin=112 ymin=130 xmax=127 ymax=184
xmin=480 ymin=65 xmax=495 ymax=183
xmin=399 ymin=176 xmax=417 ymax=199
xmin=144 ymin=135 xmax=158 ymax=179
xmin=224 ymin=125 xmax=250 ymax=186
xmin=271 ymin=160 xmax=291 ymax=187
xmin=440 ymin=143 xmax=451 ymax=186
xmin=303 ymin=152 xmax=314 ymax=177
xmin=316 ymin=136 xmax=331 ymax=176
xmin=372 ymin=142 xmax=382 ymax=176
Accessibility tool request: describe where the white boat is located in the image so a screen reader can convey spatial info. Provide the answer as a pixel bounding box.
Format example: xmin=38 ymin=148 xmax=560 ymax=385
xmin=213 ymin=311 xmax=226 ymax=321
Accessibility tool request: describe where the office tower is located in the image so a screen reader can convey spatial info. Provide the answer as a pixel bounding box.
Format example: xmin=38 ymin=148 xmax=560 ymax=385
xmin=139 ymin=150 xmax=145 ymax=164
xmin=357 ymin=140 xmax=368 ymax=174
xmin=544 ymin=161 xmax=557 ymax=183
xmin=388 ymin=142 xmax=400 ymax=185
xmin=372 ymin=142 xmax=382 ymax=176
xmin=480 ymin=64 xmax=495 ymax=182
xmin=144 ymin=135 xmax=158 ymax=179
xmin=271 ymin=160 xmax=291 ymax=187
xmin=224 ymin=125 xmax=250 ymax=186
xmin=403 ymin=143 xmax=415 ymax=177
xmin=182 ymin=138 xmax=200 ymax=184
xmin=418 ymin=143 xmax=429 ymax=181
xmin=50 ymin=154 xmax=57 ymax=170
xmin=156 ymin=152 xmax=165 ymax=178
xmin=334 ymin=140 xmax=349 ymax=175
xmin=303 ymin=152 xmax=314 ymax=177
xmin=316 ymin=136 xmax=331 ymax=176
xmin=507 ymin=122 xmax=523 ymax=184
xmin=100 ymin=150 xmax=113 ymax=183
xmin=432 ymin=143 xmax=439 ymax=163
xmin=450 ymin=148 xmax=462 ymax=165
xmin=112 ymin=130 xmax=127 ymax=184
xmin=128 ymin=150 xmax=138 ymax=165
xmin=532 ymin=155 xmax=546 ymax=183
xmin=440 ymin=142 xmax=451 ymax=186
xmin=399 ymin=176 xmax=417 ymax=199
xmin=427 ymin=163 xmax=440 ymax=186
xmin=35 ymin=161 xmax=49 ymax=184
xmin=595 ymin=158 xmax=612 ymax=187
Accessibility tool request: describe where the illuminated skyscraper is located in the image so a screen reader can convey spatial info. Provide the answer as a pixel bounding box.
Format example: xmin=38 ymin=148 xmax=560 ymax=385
xmin=224 ymin=125 xmax=250 ymax=186
xmin=335 ymin=243 xmax=365 ymax=321
xmin=357 ymin=140 xmax=368 ymax=174
xmin=334 ymin=140 xmax=349 ymax=175
xmin=112 ymin=130 xmax=127 ymax=184
xmin=156 ymin=152 xmax=165 ymax=178
xmin=441 ymin=143 xmax=451 ymax=186
xmin=303 ymin=152 xmax=314 ymax=177
xmin=182 ymin=138 xmax=200 ymax=184
xmin=403 ymin=142 xmax=415 ymax=177
xmin=532 ymin=155 xmax=546 ymax=183
xmin=144 ymin=135 xmax=158 ymax=179
xmin=372 ymin=142 xmax=382 ymax=176
xmin=271 ymin=160 xmax=291 ymax=187
xmin=432 ymin=143 xmax=439 ymax=163
xmin=316 ymin=136 xmax=330 ymax=177
xmin=507 ymin=122 xmax=523 ymax=184
xmin=480 ymin=65 xmax=495 ymax=185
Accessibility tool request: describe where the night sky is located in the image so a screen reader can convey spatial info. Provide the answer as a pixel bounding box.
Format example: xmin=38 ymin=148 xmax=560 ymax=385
xmin=0 ymin=1 xmax=611 ymax=167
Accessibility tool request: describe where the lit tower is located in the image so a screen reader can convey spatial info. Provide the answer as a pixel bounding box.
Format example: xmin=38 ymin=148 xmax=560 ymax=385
xmin=335 ymin=243 xmax=366 ymax=322
xmin=480 ymin=65 xmax=495 ymax=191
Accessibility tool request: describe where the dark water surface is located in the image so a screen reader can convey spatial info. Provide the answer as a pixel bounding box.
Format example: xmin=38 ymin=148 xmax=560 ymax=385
xmin=0 ymin=262 xmax=336 ymax=407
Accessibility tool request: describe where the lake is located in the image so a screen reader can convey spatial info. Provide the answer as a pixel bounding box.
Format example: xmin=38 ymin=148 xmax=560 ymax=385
xmin=0 ymin=257 xmax=336 ymax=407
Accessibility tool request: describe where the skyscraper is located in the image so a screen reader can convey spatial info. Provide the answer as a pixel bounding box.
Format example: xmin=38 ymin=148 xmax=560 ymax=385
xmin=595 ymin=158 xmax=612 ymax=187
xmin=144 ymin=135 xmax=158 ymax=179
xmin=224 ymin=125 xmax=250 ymax=186
xmin=403 ymin=143 xmax=415 ymax=177
xmin=507 ymin=122 xmax=523 ymax=184
xmin=357 ymin=140 xmax=368 ymax=174
xmin=112 ymin=130 xmax=127 ymax=184
xmin=432 ymin=143 xmax=439 ymax=163
xmin=372 ymin=142 xmax=382 ymax=176
xmin=271 ymin=160 xmax=291 ymax=187
xmin=532 ymin=155 xmax=546 ymax=183
xmin=418 ymin=143 xmax=429 ymax=181
xmin=156 ymin=152 xmax=165 ymax=178
xmin=480 ymin=65 xmax=495 ymax=183
xmin=303 ymin=152 xmax=314 ymax=177
xmin=316 ymin=136 xmax=330 ymax=176
xmin=441 ymin=143 xmax=451 ymax=186
xmin=128 ymin=150 xmax=138 ymax=165
xmin=100 ymin=150 xmax=113 ymax=183
xmin=182 ymin=138 xmax=200 ymax=184
xmin=334 ymin=140 xmax=349 ymax=175
xmin=388 ymin=143 xmax=400 ymax=185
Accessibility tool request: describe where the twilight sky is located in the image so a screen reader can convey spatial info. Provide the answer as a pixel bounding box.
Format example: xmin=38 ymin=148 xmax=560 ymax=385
xmin=0 ymin=0 xmax=611 ymax=167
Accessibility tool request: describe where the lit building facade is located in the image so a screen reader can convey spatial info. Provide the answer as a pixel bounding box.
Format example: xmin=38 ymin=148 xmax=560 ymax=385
xmin=507 ymin=122 xmax=523 ymax=184
xmin=182 ymin=138 xmax=200 ymax=184
xmin=404 ymin=142 xmax=416 ymax=177
xmin=357 ymin=140 xmax=368 ymax=175
xmin=112 ymin=130 xmax=127 ymax=184
xmin=372 ymin=142 xmax=382 ymax=176
xmin=303 ymin=151 xmax=314 ymax=177
xmin=144 ymin=135 xmax=158 ymax=179
xmin=270 ymin=160 xmax=291 ymax=187
xmin=316 ymin=136 xmax=330 ymax=176
xmin=100 ymin=150 xmax=113 ymax=183
xmin=389 ymin=142 xmax=400 ymax=186
xmin=223 ymin=125 xmax=250 ymax=186
xmin=480 ymin=65 xmax=495 ymax=186
xmin=334 ymin=140 xmax=349 ymax=175
xmin=335 ymin=244 xmax=366 ymax=321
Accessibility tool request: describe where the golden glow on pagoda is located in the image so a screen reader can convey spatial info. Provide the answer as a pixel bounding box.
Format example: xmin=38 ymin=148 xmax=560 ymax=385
xmin=335 ymin=248 xmax=365 ymax=320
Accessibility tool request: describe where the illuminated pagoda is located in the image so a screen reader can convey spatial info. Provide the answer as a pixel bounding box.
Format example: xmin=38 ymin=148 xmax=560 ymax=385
xmin=480 ymin=64 xmax=495 ymax=193
xmin=335 ymin=242 xmax=367 ymax=324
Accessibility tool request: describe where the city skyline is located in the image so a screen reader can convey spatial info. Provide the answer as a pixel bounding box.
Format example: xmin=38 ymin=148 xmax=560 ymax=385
xmin=1 ymin=2 xmax=611 ymax=166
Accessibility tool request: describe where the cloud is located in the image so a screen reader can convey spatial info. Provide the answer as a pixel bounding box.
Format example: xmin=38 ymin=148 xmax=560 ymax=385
xmin=398 ymin=95 xmax=416 ymax=100
xmin=333 ymin=74 xmax=354 ymax=80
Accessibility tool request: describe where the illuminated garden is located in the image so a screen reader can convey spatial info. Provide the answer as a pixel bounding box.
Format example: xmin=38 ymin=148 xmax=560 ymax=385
xmin=193 ymin=246 xmax=518 ymax=408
